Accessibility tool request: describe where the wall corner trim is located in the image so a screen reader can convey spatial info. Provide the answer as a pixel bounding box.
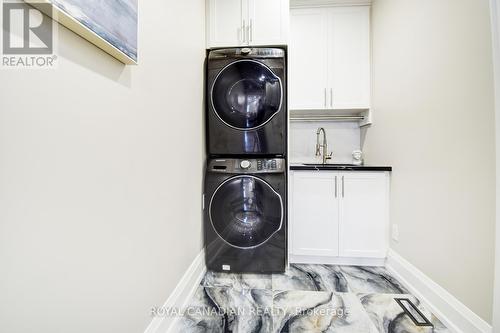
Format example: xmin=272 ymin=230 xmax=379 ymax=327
xmin=386 ymin=249 xmax=492 ymax=333
xmin=489 ymin=0 xmax=500 ymax=331
xmin=144 ymin=249 xmax=206 ymax=333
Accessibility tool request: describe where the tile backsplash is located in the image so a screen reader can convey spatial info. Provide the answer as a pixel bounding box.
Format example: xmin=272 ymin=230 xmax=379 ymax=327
xmin=290 ymin=121 xmax=361 ymax=164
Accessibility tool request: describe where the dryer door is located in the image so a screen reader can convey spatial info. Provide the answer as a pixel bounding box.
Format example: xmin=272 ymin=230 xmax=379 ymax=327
xmin=209 ymin=175 xmax=283 ymax=249
xmin=211 ymin=60 xmax=283 ymax=130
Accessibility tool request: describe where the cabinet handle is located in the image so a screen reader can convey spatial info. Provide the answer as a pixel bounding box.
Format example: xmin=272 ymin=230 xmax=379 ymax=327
xmin=242 ymin=20 xmax=246 ymax=44
xmin=342 ymin=176 xmax=345 ymax=198
xmin=335 ymin=176 xmax=338 ymax=198
xmin=324 ymin=88 xmax=327 ymax=108
xmin=330 ymin=88 xmax=333 ymax=108
xmin=250 ymin=19 xmax=253 ymax=42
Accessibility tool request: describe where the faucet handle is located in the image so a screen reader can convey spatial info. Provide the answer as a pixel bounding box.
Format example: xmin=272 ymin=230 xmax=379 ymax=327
xmin=326 ymin=152 xmax=333 ymax=160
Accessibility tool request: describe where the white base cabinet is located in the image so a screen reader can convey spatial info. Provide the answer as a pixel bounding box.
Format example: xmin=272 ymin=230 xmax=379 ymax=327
xmin=289 ymin=171 xmax=390 ymax=262
xmin=290 ymin=172 xmax=340 ymax=257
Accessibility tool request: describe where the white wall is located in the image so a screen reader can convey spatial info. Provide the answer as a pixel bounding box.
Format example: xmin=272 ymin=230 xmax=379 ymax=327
xmin=491 ymin=0 xmax=500 ymax=330
xmin=290 ymin=122 xmax=360 ymax=164
xmin=0 ymin=1 xmax=206 ymax=333
xmin=364 ymin=0 xmax=496 ymax=323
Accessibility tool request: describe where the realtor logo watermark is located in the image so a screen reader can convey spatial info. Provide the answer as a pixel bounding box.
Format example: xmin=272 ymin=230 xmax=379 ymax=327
xmin=2 ymin=0 xmax=57 ymax=68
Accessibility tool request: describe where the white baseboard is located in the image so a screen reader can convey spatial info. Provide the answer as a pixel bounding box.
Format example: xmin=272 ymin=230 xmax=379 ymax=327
xmin=289 ymin=254 xmax=386 ymax=267
xmin=144 ymin=249 xmax=206 ymax=333
xmin=386 ymin=249 xmax=492 ymax=333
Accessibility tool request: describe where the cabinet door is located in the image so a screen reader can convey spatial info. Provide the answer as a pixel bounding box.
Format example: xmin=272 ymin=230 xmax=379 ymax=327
xmin=289 ymin=8 xmax=329 ymax=110
xmin=207 ymin=0 xmax=246 ymax=48
xmin=328 ymin=6 xmax=370 ymax=109
xmin=248 ymin=0 xmax=288 ymax=46
xmin=339 ymin=172 xmax=389 ymax=258
xmin=290 ymin=171 xmax=340 ymax=256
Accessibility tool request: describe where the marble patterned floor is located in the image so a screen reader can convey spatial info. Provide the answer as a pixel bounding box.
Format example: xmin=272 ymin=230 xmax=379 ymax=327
xmin=173 ymin=264 xmax=451 ymax=333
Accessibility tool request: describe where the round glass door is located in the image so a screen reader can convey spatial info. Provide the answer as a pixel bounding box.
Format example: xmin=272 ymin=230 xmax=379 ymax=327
xmin=211 ymin=60 xmax=282 ymax=130
xmin=209 ymin=176 xmax=283 ymax=249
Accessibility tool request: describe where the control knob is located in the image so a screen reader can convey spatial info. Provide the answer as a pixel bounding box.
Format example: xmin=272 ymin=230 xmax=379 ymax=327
xmin=240 ymin=160 xmax=251 ymax=169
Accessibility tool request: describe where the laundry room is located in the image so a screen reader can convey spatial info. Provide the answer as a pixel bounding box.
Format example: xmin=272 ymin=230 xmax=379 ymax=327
xmin=1 ymin=1 xmax=499 ymax=333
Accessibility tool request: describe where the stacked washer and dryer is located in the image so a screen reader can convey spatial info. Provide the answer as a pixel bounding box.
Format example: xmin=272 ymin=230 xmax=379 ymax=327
xmin=204 ymin=48 xmax=287 ymax=273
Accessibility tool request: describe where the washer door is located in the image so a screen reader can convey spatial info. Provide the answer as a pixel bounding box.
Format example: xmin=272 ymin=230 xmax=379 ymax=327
xmin=209 ymin=176 xmax=283 ymax=249
xmin=211 ymin=60 xmax=283 ymax=130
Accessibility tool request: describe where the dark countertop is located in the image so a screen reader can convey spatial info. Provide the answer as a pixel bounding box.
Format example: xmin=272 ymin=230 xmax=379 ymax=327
xmin=290 ymin=164 xmax=392 ymax=172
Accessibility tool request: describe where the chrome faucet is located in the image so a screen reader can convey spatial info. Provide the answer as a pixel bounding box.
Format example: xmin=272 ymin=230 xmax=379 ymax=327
xmin=316 ymin=127 xmax=333 ymax=164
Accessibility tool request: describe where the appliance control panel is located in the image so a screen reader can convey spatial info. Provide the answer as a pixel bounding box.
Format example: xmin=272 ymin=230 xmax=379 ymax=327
xmin=209 ymin=158 xmax=286 ymax=174
xmin=209 ymin=48 xmax=285 ymax=60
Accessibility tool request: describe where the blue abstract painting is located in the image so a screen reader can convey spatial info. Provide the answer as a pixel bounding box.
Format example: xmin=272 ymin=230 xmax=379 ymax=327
xmin=51 ymin=0 xmax=138 ymax=62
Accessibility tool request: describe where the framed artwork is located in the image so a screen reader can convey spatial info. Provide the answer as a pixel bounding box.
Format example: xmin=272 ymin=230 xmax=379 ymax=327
xmin=28 ymin=0 xmax=138 ymax=64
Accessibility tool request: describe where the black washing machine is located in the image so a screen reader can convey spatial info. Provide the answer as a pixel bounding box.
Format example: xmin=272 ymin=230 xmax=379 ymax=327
xmin=204 ymin=158 xmax=287 ymax=273
xmin=207 ymin=48 xmax=287 ymax=156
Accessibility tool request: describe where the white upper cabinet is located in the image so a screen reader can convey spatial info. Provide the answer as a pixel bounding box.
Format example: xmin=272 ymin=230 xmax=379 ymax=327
xmin=329 ymin=7 xmax=370 ymax=109
xmin=290 ymin=5 xmax=371 ymax=110
xmin=248 ymin=0 xmax=289 ymax=46
xmin=207 ymin=0 xmax=246 ymax=47
xmin=289 ymin=8 xmax=329 ymax=110
xmin=207 ymin=0 xmax=289 ymax=48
